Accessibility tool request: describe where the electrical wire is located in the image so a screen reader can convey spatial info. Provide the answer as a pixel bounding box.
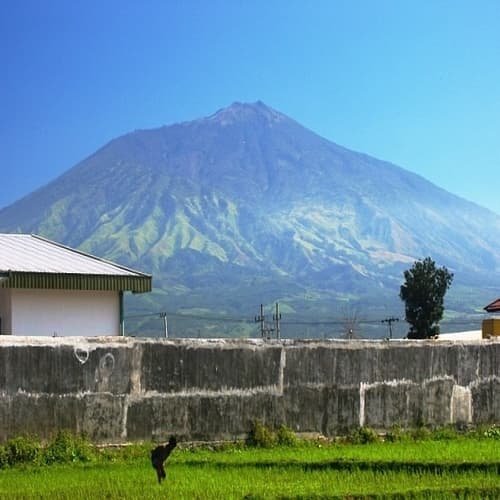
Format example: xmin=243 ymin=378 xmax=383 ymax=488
xmin=125 ymin=310 xmax=484 ymax=327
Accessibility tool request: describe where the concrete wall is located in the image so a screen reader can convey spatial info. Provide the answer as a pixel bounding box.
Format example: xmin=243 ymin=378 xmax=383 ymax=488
xmin=0 ymin=337 xmax=498 ymax=443
xmin=8 ymin=290 xmax=119 ymax=336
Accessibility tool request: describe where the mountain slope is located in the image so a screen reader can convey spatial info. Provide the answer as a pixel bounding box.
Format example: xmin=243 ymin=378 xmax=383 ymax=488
xmin=1 ymin=101 xmax=499 ymax=335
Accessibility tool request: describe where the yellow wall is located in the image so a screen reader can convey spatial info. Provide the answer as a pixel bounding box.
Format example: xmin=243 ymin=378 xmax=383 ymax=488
xmin=482 ymin=318 xmax=500 ymax=337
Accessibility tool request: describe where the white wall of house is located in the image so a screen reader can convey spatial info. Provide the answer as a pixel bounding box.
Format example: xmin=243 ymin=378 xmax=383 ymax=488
xmin=9 ymin=289 xmax=120 ymax=336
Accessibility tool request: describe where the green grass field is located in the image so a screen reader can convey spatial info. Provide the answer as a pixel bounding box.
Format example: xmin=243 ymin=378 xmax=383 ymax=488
xmin=1 ymin=437 xmax=499 ymax=499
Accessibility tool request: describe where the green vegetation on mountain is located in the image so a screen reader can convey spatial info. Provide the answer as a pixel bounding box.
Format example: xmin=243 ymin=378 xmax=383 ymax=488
xmin=1 ymin=101 xmax=499 ymax=337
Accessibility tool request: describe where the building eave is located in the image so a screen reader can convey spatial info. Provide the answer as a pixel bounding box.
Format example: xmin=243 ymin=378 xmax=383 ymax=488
xmin=0 ymin=271 xmax=152 ymax=293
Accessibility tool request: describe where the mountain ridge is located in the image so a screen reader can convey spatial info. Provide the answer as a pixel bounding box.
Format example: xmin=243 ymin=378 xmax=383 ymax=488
xmin=1 ymin=101 xmax=499 ymax=336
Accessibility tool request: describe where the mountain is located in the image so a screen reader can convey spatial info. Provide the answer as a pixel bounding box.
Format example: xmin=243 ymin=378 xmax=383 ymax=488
xmin=1 ymin=101 xmax=499 ymax=337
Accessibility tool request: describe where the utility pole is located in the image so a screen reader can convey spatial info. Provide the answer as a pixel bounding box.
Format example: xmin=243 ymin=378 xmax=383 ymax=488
xmin=255 ymin=304 xmax=276 ymax=340
xmin=273 ymin=302 xmax=281 ymax=340
xmin=160 ymin=312 xmax=168 ymax=338
xmin=381 ymin=317 xmax=399 ymax=340
xmin=255 ymin=304 xmax=265 ymax=338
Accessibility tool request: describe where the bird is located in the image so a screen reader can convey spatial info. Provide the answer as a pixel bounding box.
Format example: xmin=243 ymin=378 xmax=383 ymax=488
xmin=151 ymin=435 xmax=177 ymax=484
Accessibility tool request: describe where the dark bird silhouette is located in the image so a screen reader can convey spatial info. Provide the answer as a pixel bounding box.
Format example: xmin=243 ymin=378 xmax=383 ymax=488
xmin=151 ymin=435 xmax=177 ymax=484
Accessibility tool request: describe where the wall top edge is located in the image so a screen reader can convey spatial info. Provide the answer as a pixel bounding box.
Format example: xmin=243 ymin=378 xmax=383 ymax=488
xmin=0 ymin=336 xmax=497 ymax=349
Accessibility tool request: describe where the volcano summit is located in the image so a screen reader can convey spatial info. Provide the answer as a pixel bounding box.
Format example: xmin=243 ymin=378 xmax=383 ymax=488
xmin=1 ymin=102 xmax=498 ymax=336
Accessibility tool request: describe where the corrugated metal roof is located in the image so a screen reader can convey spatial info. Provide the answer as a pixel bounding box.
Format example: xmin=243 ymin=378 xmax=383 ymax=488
xmin=0 ymin=234 xmax=151 ymax=292
xmin=0 ymin=234 xmax=143 ymax=275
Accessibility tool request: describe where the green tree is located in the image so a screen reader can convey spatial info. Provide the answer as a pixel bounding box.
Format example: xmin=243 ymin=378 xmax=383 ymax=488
xmin=399 ymin=257 xmax=453 ymax=339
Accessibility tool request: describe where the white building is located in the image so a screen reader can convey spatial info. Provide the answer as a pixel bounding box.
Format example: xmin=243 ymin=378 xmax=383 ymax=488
xmin=0 ymin=234 xmax=151 ymax=336
xmin=436 ymin=330 xmax=482 ymax=341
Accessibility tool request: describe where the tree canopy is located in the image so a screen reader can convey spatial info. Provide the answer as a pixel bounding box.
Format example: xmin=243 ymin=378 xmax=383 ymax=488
xmin=399 ymin=257 xmax=454 ymax=339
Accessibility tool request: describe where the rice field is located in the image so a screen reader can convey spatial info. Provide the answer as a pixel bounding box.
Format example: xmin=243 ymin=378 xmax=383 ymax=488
xmin=1 ymin=438 xmax=499 ymax=499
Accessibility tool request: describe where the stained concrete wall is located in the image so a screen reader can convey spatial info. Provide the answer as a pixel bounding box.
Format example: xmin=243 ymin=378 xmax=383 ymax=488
xmin=0 ymin=337 xmax=498 ymax=443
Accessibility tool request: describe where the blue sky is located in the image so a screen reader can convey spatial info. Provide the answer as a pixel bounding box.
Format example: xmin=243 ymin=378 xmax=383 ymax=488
xmin=1 ymin=0 xmax=500 ymax=213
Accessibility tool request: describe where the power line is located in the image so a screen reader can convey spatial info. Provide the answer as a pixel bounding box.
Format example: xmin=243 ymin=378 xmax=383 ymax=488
xmin=125 ymin=311 xmax=254 ymax=323
xmin=124 ymin=310 xmax=483 ymax=330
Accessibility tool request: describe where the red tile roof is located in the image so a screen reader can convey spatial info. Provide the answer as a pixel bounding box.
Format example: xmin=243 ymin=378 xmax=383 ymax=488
xmin=484 ymin=298 xmax=500 ymax=313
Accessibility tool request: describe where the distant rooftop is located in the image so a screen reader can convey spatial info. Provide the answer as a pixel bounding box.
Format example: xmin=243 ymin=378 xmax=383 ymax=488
xmin=484 ymin=298 xmax=500 ymax=313
xmin=0 ymin=234 xmax=151 ymax=293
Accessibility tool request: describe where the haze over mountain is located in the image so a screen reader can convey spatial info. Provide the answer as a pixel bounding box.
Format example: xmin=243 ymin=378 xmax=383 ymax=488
xmin=1 ymin=102 xmax=499 ymax=337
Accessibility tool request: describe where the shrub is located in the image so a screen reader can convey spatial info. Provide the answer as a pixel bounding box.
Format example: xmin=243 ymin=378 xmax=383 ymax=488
xmin=385 ymin=424 xmax=410 ymax=443
xmin=349 ymin=426 xmax=381 ymax=444
xmin=6 ymin=436 xmax=42 ymax=466
xmin=430 ymin=426 xmax=459 ymax=441
xmin=0 ymin=445 xmax=8 ymax=468
xmin=410 ymin=425 xmax=431 ymax=442
xmin=276 ymin=425 xmax=298 ymax=447
xmin=247 ymin=420 xmax=277 ymax=448
xmin=43 ymin=430 xmax=94 ymax=465
xmin=483 ymin=425 xmax=500 ymax=440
